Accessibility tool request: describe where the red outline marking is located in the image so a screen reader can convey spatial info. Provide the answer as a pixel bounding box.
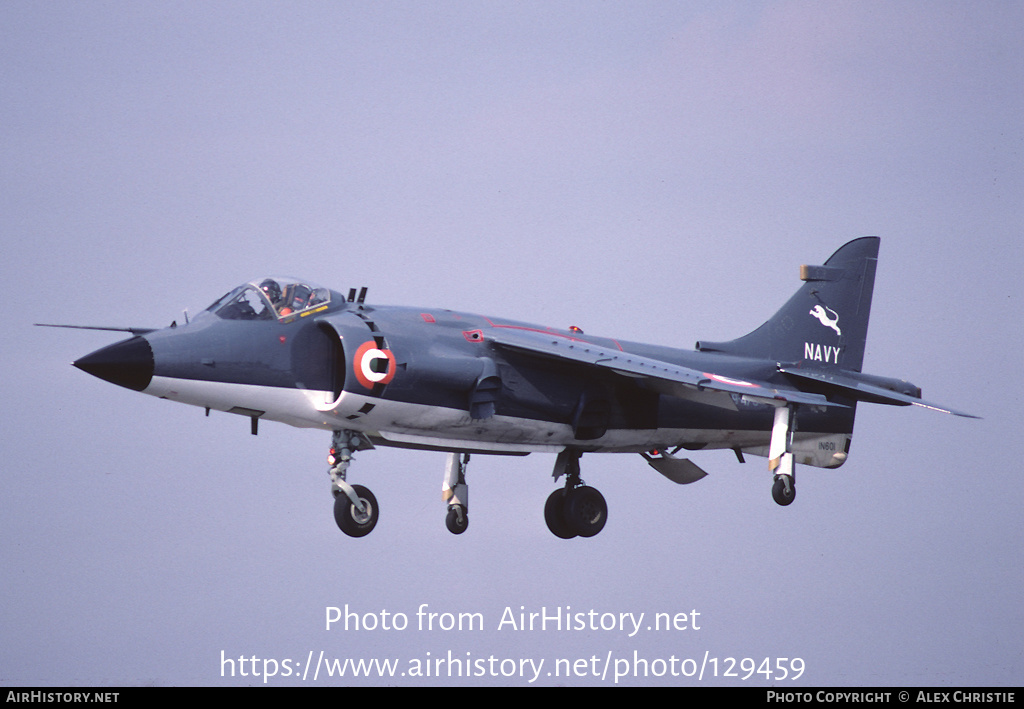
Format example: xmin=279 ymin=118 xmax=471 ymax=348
xmin=703 ymin=372 xmax=761 ymax=389
xmin=482 ymin=317 xmax=623 ymax=350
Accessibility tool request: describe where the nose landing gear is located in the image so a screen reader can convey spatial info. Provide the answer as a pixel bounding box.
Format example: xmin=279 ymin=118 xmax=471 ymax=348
xmin=328 ymin=429 xmax=379 ymax=537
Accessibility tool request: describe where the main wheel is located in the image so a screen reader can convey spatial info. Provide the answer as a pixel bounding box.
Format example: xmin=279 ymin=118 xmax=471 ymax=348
xmin=544 ymin=488 xmax=577 ymax=539
xmin=334 ymin=484 xmax=379 ymax=537
xmin=564 ymin=486 xmax=607 ymax=538
xmin=446 ymin=505 xmax=469 ymax=534
xmin=772 ymin=476 xmax=796 ymax=506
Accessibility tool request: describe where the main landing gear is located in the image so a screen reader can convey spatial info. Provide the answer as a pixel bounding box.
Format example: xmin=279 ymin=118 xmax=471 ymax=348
xmin=328 ymin=429 xmax=379 ymax=537
xmin=544 ymin=449 xmax=608 ymax=539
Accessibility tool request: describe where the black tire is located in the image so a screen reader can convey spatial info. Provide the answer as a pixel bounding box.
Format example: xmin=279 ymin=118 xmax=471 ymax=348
xmin=564 ymin=486 xmax=607 ymax=538
xmin=446 ymin=505 xmax=468 ymax=535
xmin=772 ymin=476 xmax=796 ymax=506
xmin=544 ymin=488 xmax=577 ymax=539
xmin=334 ymin=484 xmax=379 ymax=537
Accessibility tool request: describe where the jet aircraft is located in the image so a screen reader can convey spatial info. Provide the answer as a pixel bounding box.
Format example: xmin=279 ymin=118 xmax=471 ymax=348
xmin=43 ymin=237 xmax=976 ymax=539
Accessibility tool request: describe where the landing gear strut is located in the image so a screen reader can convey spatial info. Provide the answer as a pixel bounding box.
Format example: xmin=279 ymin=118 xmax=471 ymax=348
xmin=769 ymin=405 xmax=796 ymax=506
xmin=442 ymin=453 xmax=470 ymax=534
xmin=544 ymin=449 xmax=607 ymax=539
xmin=328 ymin=429 xmax=379 ymax=537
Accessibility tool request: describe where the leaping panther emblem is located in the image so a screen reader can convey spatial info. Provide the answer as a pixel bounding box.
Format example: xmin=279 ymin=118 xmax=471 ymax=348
xmin=809 ymin=305 xmax=842 ymax=337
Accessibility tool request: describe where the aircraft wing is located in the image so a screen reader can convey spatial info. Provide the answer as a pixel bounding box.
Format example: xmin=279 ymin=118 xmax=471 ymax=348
xmin=778 ymin=366 xmax=979 ymax=418
xmin=486 ymin=328 xmax=842 ymax=410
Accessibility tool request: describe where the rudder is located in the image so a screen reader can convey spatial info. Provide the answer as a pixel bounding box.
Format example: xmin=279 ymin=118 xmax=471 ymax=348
xmin=696 ymin=237 xmax=880 ymax=373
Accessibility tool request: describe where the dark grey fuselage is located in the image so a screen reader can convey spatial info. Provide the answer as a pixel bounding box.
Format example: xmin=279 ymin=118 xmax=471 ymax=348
xmin=80 ymin=286 xmax=857 ymax=466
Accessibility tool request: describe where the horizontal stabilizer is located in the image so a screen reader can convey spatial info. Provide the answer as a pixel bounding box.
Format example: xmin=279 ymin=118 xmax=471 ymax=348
xmin=641 ymin=452 xmax=709 ymax=484
xmin=779 ymin=367 xmax=979 ymax=418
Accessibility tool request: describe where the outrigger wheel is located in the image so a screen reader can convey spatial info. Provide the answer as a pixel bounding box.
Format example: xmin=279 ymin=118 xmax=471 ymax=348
xmin=772 ymin=475 xmax=796 ymax=506
xmin=445 ymin=505 xmax=468 ymax=535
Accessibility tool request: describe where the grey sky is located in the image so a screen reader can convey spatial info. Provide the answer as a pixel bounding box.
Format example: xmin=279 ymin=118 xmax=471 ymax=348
xmin=2 ymin=1 xmax=1021 ymax=686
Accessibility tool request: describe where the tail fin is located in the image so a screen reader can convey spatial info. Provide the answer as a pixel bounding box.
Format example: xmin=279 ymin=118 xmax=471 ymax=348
xmin=696 ymin=237 xmax=879 ymax=372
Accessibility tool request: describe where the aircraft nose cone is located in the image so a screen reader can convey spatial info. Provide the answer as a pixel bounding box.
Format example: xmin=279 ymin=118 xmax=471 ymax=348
xmin=73 ymin=336 xmax=155 ymax=392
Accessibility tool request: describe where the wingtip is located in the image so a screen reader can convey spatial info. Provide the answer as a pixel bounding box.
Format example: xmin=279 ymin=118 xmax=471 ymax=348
xmin=912 ymin=400 xmax=981 ymax=419
xmin=34 ymin=323 xmax=157 ymax=335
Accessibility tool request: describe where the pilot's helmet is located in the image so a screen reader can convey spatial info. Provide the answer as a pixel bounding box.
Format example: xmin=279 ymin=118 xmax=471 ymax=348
xmin=259 ymin=279 xmax=283 ymax=304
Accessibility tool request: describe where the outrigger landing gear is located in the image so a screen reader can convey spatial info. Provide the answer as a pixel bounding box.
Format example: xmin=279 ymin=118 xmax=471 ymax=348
xmin=544 ymin=449 xmax=608 ymax=539
xmin=328 ymin=429 xmax=379 ymax=537
xmin=769 ymin=405 xmax=797 ymax=506
xmin=442 ymin=453 xmax=470 ymax=534
xmin=772 ymin=475 xmax=795 ymax=506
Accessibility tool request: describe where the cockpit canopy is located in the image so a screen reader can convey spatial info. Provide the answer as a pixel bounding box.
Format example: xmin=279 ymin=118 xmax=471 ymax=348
xmin=207 ymin=277 xmax=333 ymax=321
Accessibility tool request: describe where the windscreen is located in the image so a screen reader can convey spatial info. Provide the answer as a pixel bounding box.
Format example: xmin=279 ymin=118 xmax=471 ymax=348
xmin=207 ymin=278 xmax=333 ymax=321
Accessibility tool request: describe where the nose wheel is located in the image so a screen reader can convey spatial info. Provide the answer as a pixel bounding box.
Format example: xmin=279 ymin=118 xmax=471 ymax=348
xmin=334 ymin=484 xmax=379 ymax=537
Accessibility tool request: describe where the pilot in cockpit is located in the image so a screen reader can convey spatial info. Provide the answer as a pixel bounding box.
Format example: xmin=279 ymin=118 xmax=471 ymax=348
xmin=259 ymin=279 xmax=285 ymax=314
xmin=254 ymin=277 xmax=329 ymax=318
